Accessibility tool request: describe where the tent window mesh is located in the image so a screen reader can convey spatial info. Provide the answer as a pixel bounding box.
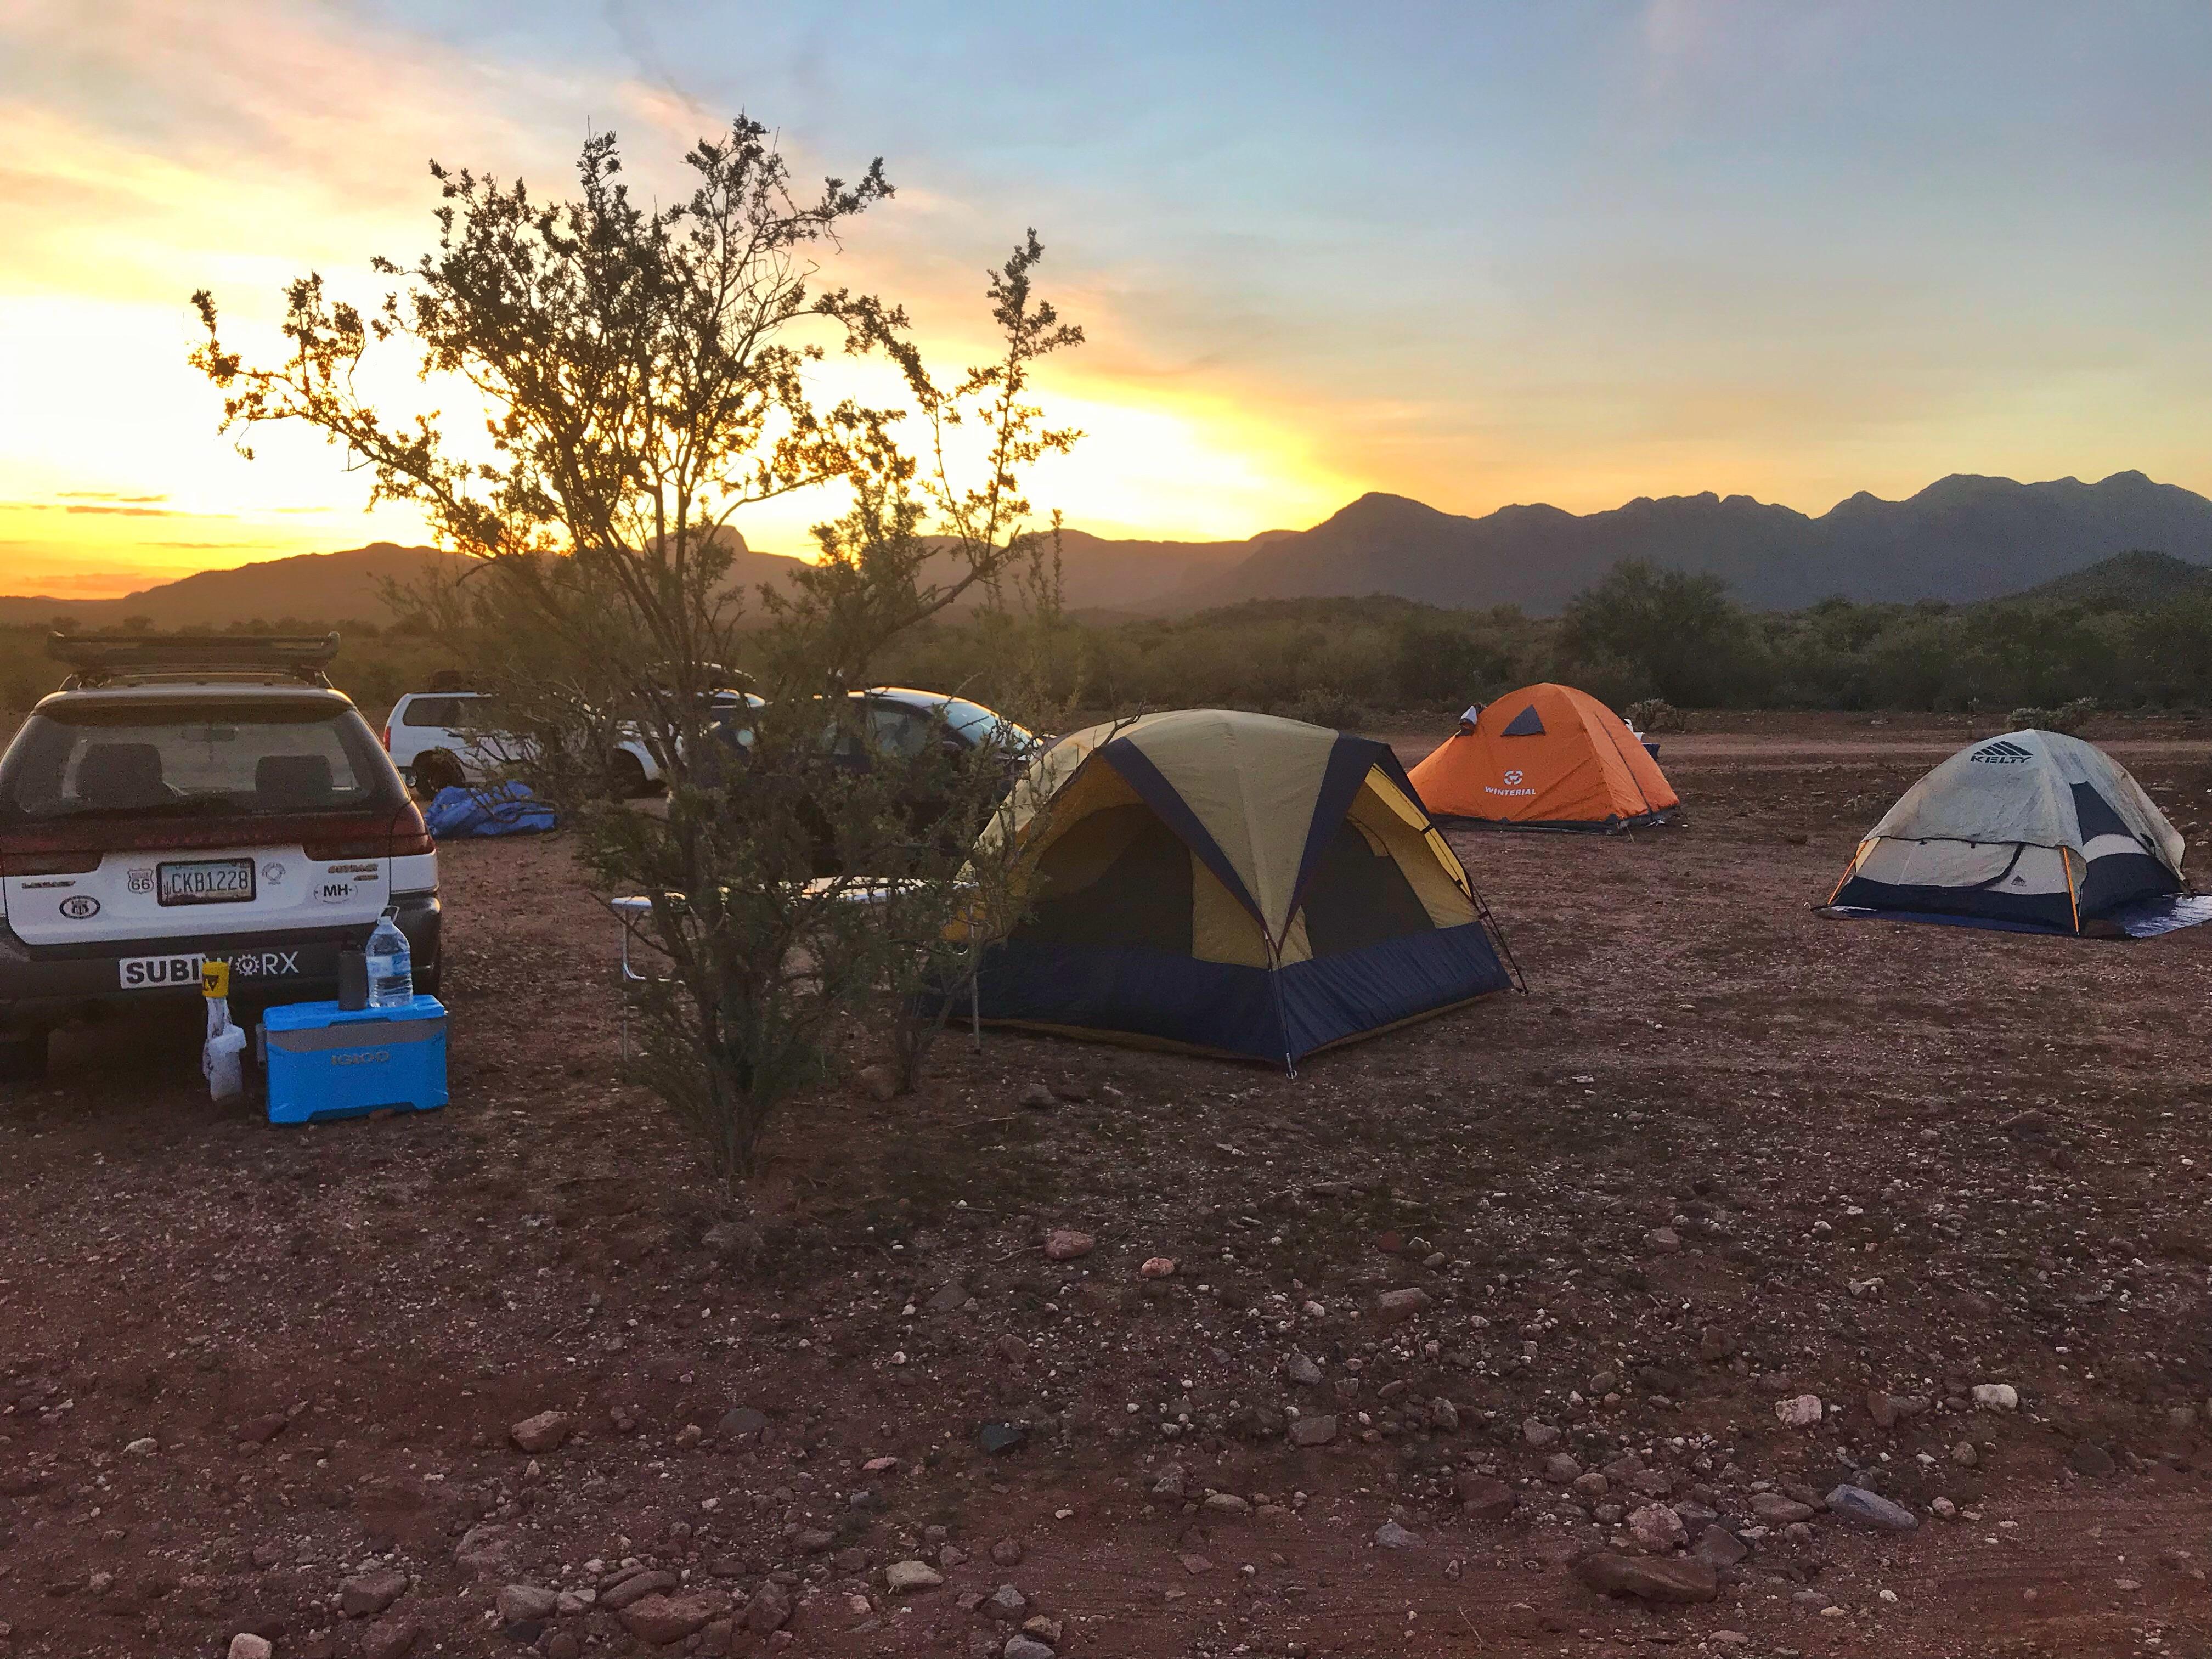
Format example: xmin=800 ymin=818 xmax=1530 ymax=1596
xmin=1015 ymin=804 xmax=1193 ymax=955
xmin=1297 ymin=819 xmax=1437 ymax=957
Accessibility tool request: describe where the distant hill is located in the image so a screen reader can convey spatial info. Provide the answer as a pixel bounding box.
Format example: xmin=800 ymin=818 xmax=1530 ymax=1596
xmin=1157 ymin=471 xmax=2212 ymax=614
xmin=1997 ymin=549 xmax=2212 ymax=610
xmin=0 ymin=525 xmax=1259 ymax=630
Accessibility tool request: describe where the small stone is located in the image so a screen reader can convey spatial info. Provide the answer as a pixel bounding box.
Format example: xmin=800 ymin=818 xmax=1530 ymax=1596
xmin=124 ymin=1436 xmax=158 ymax=1456
xmin=1695 ymin=1525 xmax=1748 ymax=1568
xmin=497 ymin=1584 xmax=558 ymax=1624
xmin=991 ymin=1537 xmax=1025 ymax=1566
xmin=1931 ymin=1497 xmax=1958 ymax=1518
xmin=985 ymin=1584 xmax=1029 ymax=1620
xmin=1572 ymin=1471 xmax=1610 ymax=1500
xmin=1951 ymin=1441 xmax=1980 ymax=1468
xmin=1645 ymin=1227 xmax=1681 ymax=1254
xmin=1456 ymin=1472 xmax=1515 ymax=1520
xmin=619 ymin=1592 xmax=721 ymax=1646
xmin=1178 ymin=1552 xmax=1214 ymax=1576
xmin=362 ymin=1618 xmax=421 ymax=1659
xmin=229 ymin=1638 xmax=274 ymax=1659
xmin=795 ymin=1528 xmax=835 ymax=1555
xmin=340 ymin=1569 xmax=409 ymax=1618
xmin=1428 ymin=1397 xmax=1459 ymax=1432
xmin=1825 ymin=1486 xmax=1918 ymax=1532
xmin=1698 ymin=1325 xmax=1735 ymax=1361
xmin=978 ymin=1422 xmax=1026 ymax=1455
xmin=1972 ymin=1383 xmax=2019 ymax=1412
xmin=600 ymin=1571 xmax=680 ymax=1610
xmin=1750 ymin=1492 xmax=1815 ymax=1525
xmin=509 ymin=1410 xmax=573 ymax=1453
xmin=1017 ymin=1081 xmax=1057 ymax=1109
xmin=1203 ymin=1492 xmax=1252 ymax=1515
xmin=716 ymin=1406 xmax=768 ymax=1441
xmin=2067 ymin=1442 xmax=2117 ymax=1477
xmin=1544 ymin=1453 xmax=1583 ymax=1484
xmin=1374 ymin=1520 xmax=1419 ymax=1550
xmin=926 ymin=1284 xmax=969 ymax=1313
xmin=1151 ymin=1463 xmax=1187 ymax=1498
xmin=234 ymin=1413 xmax=288 ymax=1444
xmin=1285 ymin=1353 xmax=1323 ymax=1387
xmin=1139 ymin=1257 xmax=1177 ymax=1279
xmin=1775 ymin=1395 xmax=1824 ymax=1429
xmin=940 ymin=1545 xmax=969 ymax=1570
xmin=2167 ymin=1405 xmax=2198 ymax=1430
xmin=857 ymin=1064 xmax=899 ymax=1101
xmin=1522 ymin=1418 xmax=1562 ymax=1449
xmin=885 ymin=1560 xmax=945 ymax=1594
xmin=1375 ymin=1287 xmax=1432 ymax=1324
xmin=745 ymin=1582 xmax=791 ymax=1634
xmin=1042 ymin=1230 xmax=1093 ymax=1261
xmin=997 ymin=1333 xmax=1031 ymax=1365
xmin=1629 ymin=1503 xmax=1686 ymax=1552
xmin=1005 ymin=1640 xmax=1055 ymax=1659
xmin=1573 ymin=1551 xmax=1719 ymax=1604
xmin=1289 ymin=1414 xmax=1338 ymax=1447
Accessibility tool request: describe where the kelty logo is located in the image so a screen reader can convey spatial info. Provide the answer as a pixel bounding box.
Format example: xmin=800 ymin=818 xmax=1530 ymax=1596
xmin=1972 ymin=740 xmax=2033 ymax=765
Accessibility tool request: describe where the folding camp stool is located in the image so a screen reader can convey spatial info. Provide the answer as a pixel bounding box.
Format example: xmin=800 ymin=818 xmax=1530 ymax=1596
xmin=608 ymin=894 xmax=678 ymax=1063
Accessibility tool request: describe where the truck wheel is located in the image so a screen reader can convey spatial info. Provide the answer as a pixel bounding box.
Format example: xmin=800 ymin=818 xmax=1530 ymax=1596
xmin=0 ymin=1029 xmax=50 ymax=1084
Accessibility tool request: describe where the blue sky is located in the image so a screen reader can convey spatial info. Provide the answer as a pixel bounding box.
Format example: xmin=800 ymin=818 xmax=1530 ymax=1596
xmin=3 ymin=0 xmax=2207 ymax=591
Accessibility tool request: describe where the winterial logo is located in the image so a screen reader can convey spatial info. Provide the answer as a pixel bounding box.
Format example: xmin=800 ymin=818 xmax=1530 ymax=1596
xmin=1503 ymin=770 xmax=1525 ymax=785
xmin=1971 ymin=740 xmax=2034 ymax=765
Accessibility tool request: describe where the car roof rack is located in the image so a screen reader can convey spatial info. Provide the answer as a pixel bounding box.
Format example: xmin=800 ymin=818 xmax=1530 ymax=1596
xmin=49 ymin=633 xmax=341 ymax=689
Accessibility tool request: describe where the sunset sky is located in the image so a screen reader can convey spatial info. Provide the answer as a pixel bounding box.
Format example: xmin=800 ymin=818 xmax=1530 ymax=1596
xmin=3 ymin=1 xmax=2208 ymax=597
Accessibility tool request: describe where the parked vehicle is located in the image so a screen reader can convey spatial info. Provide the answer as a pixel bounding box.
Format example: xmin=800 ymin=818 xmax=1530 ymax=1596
xmin=381 ymin=690 xmax=524 ymax=795
xmin=801 ymin=689 xmax=1040 ymax=872
xmin=0 ymin=634 xmax=441 ymax=1081
xmin=608 ymin=689 xmax=763 ymax=797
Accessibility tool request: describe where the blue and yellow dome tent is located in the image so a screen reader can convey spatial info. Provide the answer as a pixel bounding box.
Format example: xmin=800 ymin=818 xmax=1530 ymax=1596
xmin=961 ymin=710 xmax=1520 ymax=1066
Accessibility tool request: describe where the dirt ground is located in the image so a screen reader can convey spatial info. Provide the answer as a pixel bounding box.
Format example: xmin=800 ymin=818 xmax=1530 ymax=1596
xmin=4 ymin=710 xmax=2211 ymax=1659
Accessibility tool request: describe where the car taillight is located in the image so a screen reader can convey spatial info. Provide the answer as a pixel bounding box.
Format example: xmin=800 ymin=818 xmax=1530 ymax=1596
xmin=302 ymin=804 xmax=434 ymax=860
xmin=0 ymin=848 xmax=102 ymax=877
xmin=380 ymin=724 xmax=392 ymax=752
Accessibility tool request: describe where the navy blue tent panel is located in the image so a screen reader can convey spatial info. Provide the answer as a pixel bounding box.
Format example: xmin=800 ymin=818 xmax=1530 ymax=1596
xmin=1500 ymin=704 xmax=1545 ymax=736
xmin=1830 ymin=866 xmax=2076 ymax=932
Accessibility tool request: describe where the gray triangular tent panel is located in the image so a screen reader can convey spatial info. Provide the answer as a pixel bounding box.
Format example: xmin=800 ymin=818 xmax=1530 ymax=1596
xmin=1500 ymin=704 xmax=1545 ymax=737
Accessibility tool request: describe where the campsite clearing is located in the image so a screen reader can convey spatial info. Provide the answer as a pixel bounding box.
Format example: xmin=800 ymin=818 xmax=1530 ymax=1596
xmin=2 ymin=710 xmax=2208 ymax=1658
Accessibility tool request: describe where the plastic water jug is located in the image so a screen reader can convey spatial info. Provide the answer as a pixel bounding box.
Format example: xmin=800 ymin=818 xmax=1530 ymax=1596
xmin=365 ymin=909 xmax=413 ymax=1008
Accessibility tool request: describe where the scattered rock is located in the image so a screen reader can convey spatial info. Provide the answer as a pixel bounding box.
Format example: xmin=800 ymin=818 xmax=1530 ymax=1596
xmin=1151 ymin=1464 xmax=1187 ymax=1499
xmin=1973 ymin=1383 xmax=2019 ymax=1412
xmin=453 ymin=1521 xmax=524 ymax=1579
xmin=857 ymin=1064 xmax=899 ymax=1101
xmin=744 ymin=1582 xmax=791 ymax=1635
xmin=1628 ymin=1503 xmax=1687 ymax=1553
xmin=885 ymin=1561 xmax=945 ymax=1594
xmin=600 ymin=1571 xmax=680 ymax=1611
xmin=1005 ymin=1639 xmax=1055 ymax=1659
xmin=716 ymin=1407 xmax=769 ymax=1441
xmin=979 ymin=1421 xmax=1026 ymax=1455
xmin=991 ymin=1538 xmax=1025 ymax=1567
xmin=985 ymin=1584 xmax=1030 ymax=1620
xmin=509 ymin=1410 xmax=573 ymax=1454
xmin=1178 ymin=1553 xmax=1214 ymax=1576
xmin=997 ymin=1333 xmax=1031 ymax=1365
xmin=1285 ymin=1353 xmax=1323 ymax=1387
xmin=1289 ymin=1414 xmax=1338 ymax=1447
xmin=1017 ymin=1081 xmax=1057 ymax=1110
xmin=340 ymin=1569 xmax=409 ymax=1618
xmin=1645 ymin=1227 xmax=1681 ymax=1254
xmin=228 ymin=1637 xmax=274 ymax=1659
xmin=1428 ymin=1397 xmax=1460 ymax=1432
xmin=1139 ymin=1256 xmax=1177 ymax=1279
xmin=1825 ymin=1486 xmax=1918 ymax=1532
xmin=619 ymin=1591 xmax=721 ymax=1646
xmin=1774 ymin=1395 xmax=1824 ymax=1429
xmin=795 ymin=1528 xmax=834 ymax=1555
xmin=1202 ymin=1492 xmax=1251 ymax=1515
xmin=1750 ymin=1492 xmax=1815 ymax=1525
xmin=1951 ymin=1441 xmax=1980 ymax=1468
xmin=497 ymin=1583 xmax=558 ymax=1624
xmin=1375 ymin=1287 xmax=1432 ymax=1324
xmin=234 ymin=1413 xmax=288 ymax=1445
xmin=1695 ymin=1526 xmax=1749 ymax=1568
xmin=1698 ymin=1325 xmax=1736 ymax=1361
xmin=1456 ymin=1472 xmax=1516 ymax=1520
xmin=1573 ymin=1471 xmax=1610 ymax=1500
xmin=1042 ymin=1230 xmax=1093 ymax=1262
xmin=1522 ymin=1418 xmax=1562 ymax=1449
xmin=1573 ymin=1551 xmax=1719 ymax=1605
xmin=1543 ymin=1453 xmax=1583 ymax=1484
xmin=1374 ymin=1520 xmax=1420 ymax=1550
xmin=123 ymin=1436 xmax=157 ymax=1456
xmin=926 ymin=1285 xmax=969 ymax=1314
xmin=2067 ymin=1442 xmax=2117 ymax=1478
xmin=362 ymin=1617 xmax=421 ymax=1659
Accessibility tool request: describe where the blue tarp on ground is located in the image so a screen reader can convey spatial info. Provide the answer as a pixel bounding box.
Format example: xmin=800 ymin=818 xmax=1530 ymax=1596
xmin=424 ymin=782 xmax=558 ymax=838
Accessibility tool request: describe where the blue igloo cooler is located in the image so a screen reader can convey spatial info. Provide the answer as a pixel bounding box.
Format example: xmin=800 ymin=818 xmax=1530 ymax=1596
xmin=261 ymin=996 xmax=449 ymax=1124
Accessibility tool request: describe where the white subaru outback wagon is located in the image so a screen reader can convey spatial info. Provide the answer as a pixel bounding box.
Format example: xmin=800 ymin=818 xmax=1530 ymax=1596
xmin=0 ymin=634 xmax=440 ymax=1081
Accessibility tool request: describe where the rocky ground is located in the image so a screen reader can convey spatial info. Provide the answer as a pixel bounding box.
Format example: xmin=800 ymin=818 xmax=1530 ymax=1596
xmin=3 ymin=710 xmax=2210 ymax=1658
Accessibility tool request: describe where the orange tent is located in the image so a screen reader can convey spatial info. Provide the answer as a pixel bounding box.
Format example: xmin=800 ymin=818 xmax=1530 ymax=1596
xmin=1407 ymin=682 xmax=1679 ymax=830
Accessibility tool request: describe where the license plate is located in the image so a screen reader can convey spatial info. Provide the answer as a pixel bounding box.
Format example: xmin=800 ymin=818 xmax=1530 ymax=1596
xmin=157 ymin=858 xmax=256 ymax=906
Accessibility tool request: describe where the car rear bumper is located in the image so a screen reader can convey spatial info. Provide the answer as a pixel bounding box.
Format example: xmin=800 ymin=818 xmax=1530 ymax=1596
xmin=0 ymin=893 xmax=440 ymax=1031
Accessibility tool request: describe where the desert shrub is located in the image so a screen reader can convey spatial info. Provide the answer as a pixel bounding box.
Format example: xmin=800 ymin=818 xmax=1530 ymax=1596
xmin=2007 ymin=696 xmax=2100 ymax=734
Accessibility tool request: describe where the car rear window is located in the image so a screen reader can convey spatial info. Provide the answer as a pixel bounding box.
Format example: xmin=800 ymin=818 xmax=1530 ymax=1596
xmin=402 ymin=695 xmax=500 ymax=728
xmin=0 ymin=699 xmax=402 ymax=823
